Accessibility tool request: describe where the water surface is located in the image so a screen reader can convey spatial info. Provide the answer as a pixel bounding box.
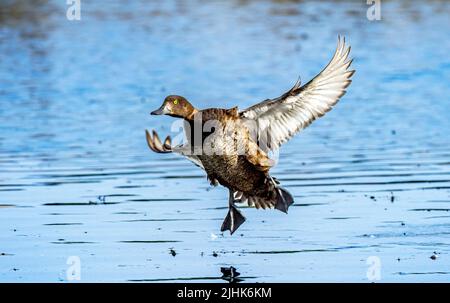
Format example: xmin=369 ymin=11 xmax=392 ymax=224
xmin=0 ymin=0 xmax=449 ymax=282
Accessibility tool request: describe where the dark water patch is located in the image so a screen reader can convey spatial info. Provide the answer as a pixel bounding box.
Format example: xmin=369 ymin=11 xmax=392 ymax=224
xmin=0 ymin=162 xmax=167 ymax=171
xmin=410 ymin=208 xmax=450 ymax=212
xmin=43 ymin=212 xmax=90 ymax=216
xmin=381 ymin=220 xmax=405 ymax=224
xmin=35 ymin=180 xmax=102 ymax=186
xmin=162 ymin=175 xmax=204 ymax=179
xmin=335 ymin=245 xmax=382 ymax=250
xmin=119 ymin=218 xmax=201 ymax=222
xmin=0 ymin=184 xmax=28 ymax=187
xmin=280 ymin=171 xmax=450 ymax=182
xmin=283 ymin=157 xmax=450 ymax=168
xmin=129 ymin=276 xmax=257 ymax=282
xmin=112 ymin=211 xmax=142 ymax=215
xmin=0 ymin=188 xmax=24 ymax=192
xmin=245 ymin=244 xmax=382 ymax=255
xmin=396 ymin=272 xmax=450 ymax=276
xmin=115 ymin=185 xmax=155 ymax=189
xmin=51 ymin=241 xmax=97 ymax=245
xmin=310 ymin=186 xmax=450 ymax=194
xmin=362 ymin=231 xmax=450 ymax=238
xmin=127 ymin=198 xmax=196 ymax=202
xmin=36 ymin=171 xmax=163 ymax=179
xmin=201 ymin=206 xmax=229 ymax=210
xmin=386 ymin=241 xmax=450 ymax=248
xmin=244 ymin=249 xmax=337 ymax=254
xmin=325 ymin=217 xmax=359 ymax=220
xmin=128 ymin=277 xmax=224 ymax=282
xmin=0 ymin=204 xmax=16 ymax=208
xmin=32 ymin=170 xmax=164 ymax=179
xmin=1 ymin=252 xmax=14 ymax=256
xmin=82 ymin=194 xmax=138 ymax=198
xmin=43 ymin=202 xmax=120 ymax=206
xmin=425 ymin=215 xmax=450 ymax=219
xmin=289 ymin=179 xmax=450 ymax=188
xmin=291 ymin=202 xmax=329 ymax=207
xmin=119 ymin=240 xmax=181 ymax=244
xmin=44 ymin=223 xmax=83 ymax=226
xmin=294 ymin=194 xmax=329 ymax=198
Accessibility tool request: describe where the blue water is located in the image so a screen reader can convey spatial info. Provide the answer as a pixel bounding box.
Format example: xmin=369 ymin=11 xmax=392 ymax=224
xmin=0 ymin=0 xmax=449 ymax=282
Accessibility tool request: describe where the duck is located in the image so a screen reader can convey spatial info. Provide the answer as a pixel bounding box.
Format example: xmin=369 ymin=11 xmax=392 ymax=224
xmin=146 ymin=37 xmax=354 ymax=234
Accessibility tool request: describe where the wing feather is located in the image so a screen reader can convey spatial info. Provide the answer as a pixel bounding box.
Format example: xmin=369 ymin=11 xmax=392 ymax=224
xmin=241 ymin=36 xmax=355 ymax=152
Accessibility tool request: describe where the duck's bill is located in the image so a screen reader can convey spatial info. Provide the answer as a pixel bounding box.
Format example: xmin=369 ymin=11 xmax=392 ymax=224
xmin=150 ymin=106 xmax=167 ymax=115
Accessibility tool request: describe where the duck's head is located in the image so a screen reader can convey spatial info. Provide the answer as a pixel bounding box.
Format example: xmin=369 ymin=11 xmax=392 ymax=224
xmin=151 ymin=95 xmax=197 ymax=119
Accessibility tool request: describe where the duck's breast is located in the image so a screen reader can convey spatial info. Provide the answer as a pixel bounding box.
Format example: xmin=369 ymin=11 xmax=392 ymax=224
xmin=196 ymin=110 xmax=266 ymax=192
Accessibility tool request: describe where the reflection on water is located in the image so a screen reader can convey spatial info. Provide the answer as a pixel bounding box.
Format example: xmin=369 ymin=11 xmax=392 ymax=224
xmin=128 ymin=266 xmax=247 ymax=283
xmin=221 ymin=266 xmax=243 ymax=283
xmin=0 ymin=0 xmax=450 ymax=282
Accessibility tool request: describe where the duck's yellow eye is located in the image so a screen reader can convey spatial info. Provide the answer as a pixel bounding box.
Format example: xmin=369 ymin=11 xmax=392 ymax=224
xmin=173 ymin=99 xmax=178 ymax=105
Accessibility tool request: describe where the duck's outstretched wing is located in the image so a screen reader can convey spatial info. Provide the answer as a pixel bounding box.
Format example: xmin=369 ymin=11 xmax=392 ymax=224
xmin=240 ymin=36 xmax=355 ymax=152
xmin=145 ymin=129 xmax=204 ymax=169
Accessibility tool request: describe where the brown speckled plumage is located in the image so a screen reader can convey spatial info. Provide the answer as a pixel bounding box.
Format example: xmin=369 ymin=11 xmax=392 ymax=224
xmin=194 ymin=108 xmax=275 ymax=205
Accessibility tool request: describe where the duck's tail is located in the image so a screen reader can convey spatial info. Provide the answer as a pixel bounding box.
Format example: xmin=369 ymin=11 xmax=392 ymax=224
xmin=234 ymin=176 xmax=294 ymax=213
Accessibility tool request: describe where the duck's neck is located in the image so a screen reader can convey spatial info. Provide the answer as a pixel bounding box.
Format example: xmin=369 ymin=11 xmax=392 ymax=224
xmin=185 ymin=108 xmax=199 ymax=121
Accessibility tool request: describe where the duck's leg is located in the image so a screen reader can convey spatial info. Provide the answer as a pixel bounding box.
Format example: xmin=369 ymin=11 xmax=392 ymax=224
xmin=221 ymin=190 xmax=246 ymax=235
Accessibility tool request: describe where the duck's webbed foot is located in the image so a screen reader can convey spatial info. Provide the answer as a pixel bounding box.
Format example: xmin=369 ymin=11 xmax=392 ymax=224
xmin=145 ymin=129 xmax=172 ymax=153
xmin=221 ymin=191 xmax=246 ymax=235
xmin=221 ymin=205 xmax=246 ymax=235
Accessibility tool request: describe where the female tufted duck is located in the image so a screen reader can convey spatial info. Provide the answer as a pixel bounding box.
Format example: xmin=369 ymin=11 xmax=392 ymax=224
xmin=146 ymin=37 xmax=354 ymax=234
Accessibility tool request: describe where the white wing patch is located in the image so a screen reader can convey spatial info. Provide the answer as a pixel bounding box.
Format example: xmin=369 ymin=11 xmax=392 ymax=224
xmin=241 ymin=36 xmax=355 ymax=152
